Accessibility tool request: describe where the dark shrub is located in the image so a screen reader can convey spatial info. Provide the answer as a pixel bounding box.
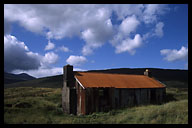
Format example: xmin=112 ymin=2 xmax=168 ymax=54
xmin=15 ymin=102 xmax=32 ymax=108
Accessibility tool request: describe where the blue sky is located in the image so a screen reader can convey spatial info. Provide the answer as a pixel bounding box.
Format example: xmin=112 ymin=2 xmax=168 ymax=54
xmin=4 ymin=4 xmax=188 ymax=78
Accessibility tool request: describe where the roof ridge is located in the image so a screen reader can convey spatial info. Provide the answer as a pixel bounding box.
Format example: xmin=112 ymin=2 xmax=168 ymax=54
xmin=75 ymin=71 xmax=144 ymax=76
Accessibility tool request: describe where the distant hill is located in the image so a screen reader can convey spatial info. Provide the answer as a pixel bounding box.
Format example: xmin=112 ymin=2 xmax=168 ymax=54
xmin=4 ymin=72 xmax=36 ymax=84
xmin=4 ymin=68 xmax=188 ymax=88
xmin=4 ymin=74 xmax=62 ymax=88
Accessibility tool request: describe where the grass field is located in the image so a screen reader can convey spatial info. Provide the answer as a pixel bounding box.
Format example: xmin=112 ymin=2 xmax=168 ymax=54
xmin=4 ymin=87 xmax=188 ymax=124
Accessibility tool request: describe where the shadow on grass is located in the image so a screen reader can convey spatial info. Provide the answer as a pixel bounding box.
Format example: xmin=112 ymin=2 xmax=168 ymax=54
xmin=165 ymin=93 xmax=177 ymax=103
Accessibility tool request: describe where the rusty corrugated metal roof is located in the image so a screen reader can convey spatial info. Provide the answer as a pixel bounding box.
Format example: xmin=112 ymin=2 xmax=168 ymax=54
xmin=75 ymin=72 xmax=165 ymax=88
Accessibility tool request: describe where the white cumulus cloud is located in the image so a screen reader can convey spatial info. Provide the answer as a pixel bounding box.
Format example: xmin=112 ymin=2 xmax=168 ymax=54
xmin=110 ymin=15 xmax=142 ymax=55
xmin=115 ymin=34 xmax=143 ymax=54
xmin=110 ymin=4 xmax=144 ymax=20
xmin=45 ymin=40 xmax=55 ymax=51
xmin=56 ymin=45 xmax=70 ymax=52
xmin=81 ymin=18 xmax=114 ymax=55
xmin=81 ymin=28 xmax=104 ymax=55
xmin=66 ymin=55 xmax=87 ymax=66
xmin=119 ymin=15 xmax=140 ymax=36
xmin=42 ymin=52 xmax=59 ymax=65
xmin=143 ymin=4 xmax=169 ymax=24
xmin=160 ymin=46 xmax=188 ymax=62
xmin=154 ymin=22 xmax=164 ymax=37
xmin=4 ymin=4 xmax=169 ymax=56
xmin=143 ymin=21 xmax=164 ymax=40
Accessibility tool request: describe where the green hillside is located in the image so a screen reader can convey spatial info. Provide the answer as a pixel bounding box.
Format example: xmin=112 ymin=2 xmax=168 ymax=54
xmin=4 ymin=74 xmax=63 ymax=88
xmin=4 ymin=72 xmax=36 ymax=84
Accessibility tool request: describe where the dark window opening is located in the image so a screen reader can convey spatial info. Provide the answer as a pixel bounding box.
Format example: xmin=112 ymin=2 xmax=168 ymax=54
xmin=98 ymin=88 xmax=110 ymax=112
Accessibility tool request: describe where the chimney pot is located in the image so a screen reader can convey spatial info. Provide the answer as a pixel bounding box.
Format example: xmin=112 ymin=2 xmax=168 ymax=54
xmin=144 ymin=69 xmax=152 ymax=77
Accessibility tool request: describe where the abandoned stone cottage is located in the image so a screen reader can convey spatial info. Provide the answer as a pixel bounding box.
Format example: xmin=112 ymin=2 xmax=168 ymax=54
xmin=62 ymin=65 xmax=166 ymax=115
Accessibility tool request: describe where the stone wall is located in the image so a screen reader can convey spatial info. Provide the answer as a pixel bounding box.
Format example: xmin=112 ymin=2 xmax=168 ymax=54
xmin=62 ymin=82 xmax=70 ymax=114
xmin=62 ymin=65 xmax=77 ymax=115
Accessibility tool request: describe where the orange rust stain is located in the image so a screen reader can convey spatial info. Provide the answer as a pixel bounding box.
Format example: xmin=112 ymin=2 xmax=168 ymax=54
xmin=75 ymin=72 xmax=165 ymax=88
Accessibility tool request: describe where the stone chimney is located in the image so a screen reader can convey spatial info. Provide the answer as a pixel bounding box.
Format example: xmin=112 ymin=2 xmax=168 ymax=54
xmin=144 ymin=69 xmax=152 ymax=77
xmin=62 ymin=64 xmax=77 ymax=115
xmin=63 ymin=64 xmax=75 ymax=87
